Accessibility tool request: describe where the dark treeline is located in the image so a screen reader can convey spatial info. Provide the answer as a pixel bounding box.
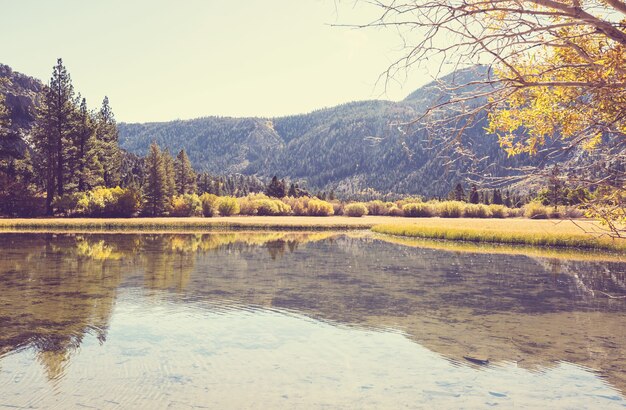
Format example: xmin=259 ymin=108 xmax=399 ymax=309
xmin=1 ymin=59 xmax=122 ymax=215
xmin=0 ymin=59 xmax=286 ymax=217
xmin=0 ymin=60 xmax=591 ymax=218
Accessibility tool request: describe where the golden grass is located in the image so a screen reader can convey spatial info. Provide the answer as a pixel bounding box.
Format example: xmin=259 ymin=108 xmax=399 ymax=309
xmin=372 ymin=218 xmax=625 ymax=251
xmin=371 ymin=233 xmax=626 ymax=262
xmin=0 ymin=216 xmax=389 ymax=232
xmin=2 ymin=216 xmax=624 ymax=252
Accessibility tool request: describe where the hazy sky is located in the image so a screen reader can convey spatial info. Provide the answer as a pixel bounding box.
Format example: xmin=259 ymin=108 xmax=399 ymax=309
xmin=1 ymin=0 xmax=444 ymax=122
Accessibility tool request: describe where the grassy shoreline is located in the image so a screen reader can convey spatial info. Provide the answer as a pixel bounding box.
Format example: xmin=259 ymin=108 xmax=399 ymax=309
xmin=372 ymin=219 xmax=623 ymax=251
xmin=0 ymin=216 xmax=380 ymax=231
xmin=0 ymin=216 xmax=622 ymax=251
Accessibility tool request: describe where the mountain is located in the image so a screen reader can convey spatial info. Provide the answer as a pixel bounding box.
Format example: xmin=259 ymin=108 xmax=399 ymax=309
xmin=119 ymin=66 xmax=530 ymax=197
xmin=0 ymin=64 xmax=43 ymax=159
xmin=0 ymin=63 xmax=532 ymax=197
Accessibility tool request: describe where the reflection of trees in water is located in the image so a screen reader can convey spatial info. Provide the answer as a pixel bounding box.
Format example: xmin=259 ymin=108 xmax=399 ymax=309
xmin=1 ymin=232 xmax=626 ymax=391
xmin=0 ymin=231 xmax=339 ymax=380
xmin=143 ymin=235 xmax=194 ymax=291
xmin=533 ymin=257 xmax=626 ymax=301
xmin=0 ymin=234 xmax=131 ymax=380
xmin=266 ymin=240 xmax=286 ymax=260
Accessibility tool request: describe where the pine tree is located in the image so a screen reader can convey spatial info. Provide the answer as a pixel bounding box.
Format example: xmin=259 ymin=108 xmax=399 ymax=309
xmin=175 ymin=149 xmax=196 ymax=194
xmin=73 ymin=97 xmax=103 ymax=191
xmin=31 ymin=59 xmax=76 ymax=213
xmin=492 ymin=189 xmax=503 ymax=205
xmin=213 ymin=180 xmax=222 ymax=196
xmin=162 ymin=149 xmax=176 ymax=200
xmin=453 ymin=183 xmax=465 ymax=201
xmin=504 ymin=190 xmax=512 ymax=207
xmin=50 ymin=59 xmax=75 ymax=197
xmin=143 ymin=142 xmax=168 ymax=216
xmin=469 ymin=184 xmax=479 ymax=204
xmin=287 ymin=183 xmax=297 ymax=197
xmin=266 ymin=176 xmax=285 ymax=198
xmin=197 ymin=172 xmax=211 ymax=194
xmin=95 ymin=96 xmax=121 ymax=187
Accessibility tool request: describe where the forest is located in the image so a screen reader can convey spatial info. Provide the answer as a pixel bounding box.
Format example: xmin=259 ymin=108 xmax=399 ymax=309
xmin=0 ymin=60 xmax=595 ymax=219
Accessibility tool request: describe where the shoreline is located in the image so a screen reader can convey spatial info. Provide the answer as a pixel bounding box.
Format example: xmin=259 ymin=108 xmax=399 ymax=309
xmin=0 ymin=216 xmax=621 ymax=251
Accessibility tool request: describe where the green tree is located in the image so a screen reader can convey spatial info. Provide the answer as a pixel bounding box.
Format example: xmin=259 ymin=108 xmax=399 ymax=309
xmin=32 ymin=59 xmax=76 ymax=214
xmin=95 ymin=96 xmax=121 ymax=187
xmin=504 ymin=190 xmax=512 ymax=208
xmin=143 ymin=142 xmax=168 ymax=216
xmin=162 ymin=148 xmax=176 ymax=200
xmin=453 ymin=183 xmax=465 ymax=202
xmin=492 ymin=189 xmax=503 ymax=205
xmin=469 ymin=184 xmax=479 ymax=204
xmin=266 ymin=176 xmax=285 ymax=198
xmin=175 ymin=149 xmax=196 ymax=194
xmin=73 ymin=97 xmax=103 ymax=191
xmin=287 ymin=183 xmax=297 ymax=197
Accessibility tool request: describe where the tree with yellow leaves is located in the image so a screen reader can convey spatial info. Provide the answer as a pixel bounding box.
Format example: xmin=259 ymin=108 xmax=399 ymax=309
xmin=355 ymin=0 xmax=626 ymax=234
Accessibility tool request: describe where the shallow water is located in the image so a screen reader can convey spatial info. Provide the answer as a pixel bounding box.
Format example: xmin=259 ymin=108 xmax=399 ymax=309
xmin=1 ymin=232 xmax=625 ymax=409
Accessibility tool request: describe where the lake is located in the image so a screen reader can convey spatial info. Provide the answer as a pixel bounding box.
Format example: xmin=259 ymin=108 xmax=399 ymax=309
xmin=1 ymin=232 xmax=625 ymax=409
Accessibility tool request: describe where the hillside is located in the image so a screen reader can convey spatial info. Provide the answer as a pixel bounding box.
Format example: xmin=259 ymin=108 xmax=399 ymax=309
xmin=0 ymin=63 xmax=534 ymax=198
xmin=119 ymin=66 xmax=533 ymax=197
xmin=0 ymin=64 xmax=43 ymax=159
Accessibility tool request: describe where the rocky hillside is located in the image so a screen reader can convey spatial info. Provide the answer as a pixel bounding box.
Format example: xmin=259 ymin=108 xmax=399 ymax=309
xmin=119 ymin=66 xmax=534 ymax=197
xmin=0 ymin=64 xmax=43 ymax=159
xmin=0 ymin=63 xmax=535 ymax=197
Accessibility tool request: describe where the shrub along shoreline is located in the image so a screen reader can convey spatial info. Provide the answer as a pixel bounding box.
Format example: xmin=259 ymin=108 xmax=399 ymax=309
xmin=47 ymin=187 xmax=583 ymax=220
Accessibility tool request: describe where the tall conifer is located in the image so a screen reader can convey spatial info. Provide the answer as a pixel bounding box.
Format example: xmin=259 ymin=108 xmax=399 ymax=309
xmin=32 ymin=59 xmax=76 ymax=213
xmin=175 ymin=149 xmax=196 ymax=194
xmin=73 ymin=97 xmax=103 ymax=191
xmin=162 ymin=148 xmax=176 ymax=200
xmin=96 ymin=96 xmax=121 ymax=187
xmin=144 ymin=142 xmax=168 ymax=216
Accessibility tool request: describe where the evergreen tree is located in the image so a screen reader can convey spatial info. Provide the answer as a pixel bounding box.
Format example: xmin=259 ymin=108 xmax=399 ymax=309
xmin=266 ymin=176 xmax=285 ymax=198
xmin=143 ymin=142 xmax=168 ymax=216
xmin=287 ymin=183 xmax=297 ymax=197
xmin=95 ymin=96 xmax=121 ymax=187
xmin=175 ymin=149 xmax=196 ymax=194
xmin=453 ymin=182 xmax=466 ymax=201
xmin=162 ymin=149 xmax=176 ymax=200
xmin=32 ymin=59 xmax=76 ymax=213
xmin=73 ymin=97 xmax=103 ymax=191
xmin=492 ymin=189 xmax=503 ymax=205
xmin=479 ymin=191 xmax=491 ymax=205
xmin=504 ymin=190 xmax=512 ymax=207
xmin=469 ymin=184 xmax=479 ymax=204
xmin=197 ymin=172 xmax=211 ymax=194
xmin=214 ymin=180 xmax=222 ymax=196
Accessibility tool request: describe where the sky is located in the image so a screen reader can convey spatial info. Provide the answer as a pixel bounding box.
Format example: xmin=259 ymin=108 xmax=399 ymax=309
xmin=0 ymin=0 xmax=446 ymax=123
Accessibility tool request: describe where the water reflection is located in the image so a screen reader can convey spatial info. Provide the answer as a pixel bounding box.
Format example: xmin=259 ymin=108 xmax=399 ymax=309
xmin=1 ymin=232 xmax=625 ymax=408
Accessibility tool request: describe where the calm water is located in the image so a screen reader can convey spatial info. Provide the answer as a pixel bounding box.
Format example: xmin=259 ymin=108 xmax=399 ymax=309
xmin=1 ymin=232 xmax=626 ymax=409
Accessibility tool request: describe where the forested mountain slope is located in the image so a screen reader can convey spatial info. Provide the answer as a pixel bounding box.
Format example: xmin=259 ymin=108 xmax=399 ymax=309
xmin=0 ymin=64 xmax=43 ymax=159
xmin=0 ymin=63 xmax=533 ymax=198
xmin=119 ymin=66 xmax=533 ymax=197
